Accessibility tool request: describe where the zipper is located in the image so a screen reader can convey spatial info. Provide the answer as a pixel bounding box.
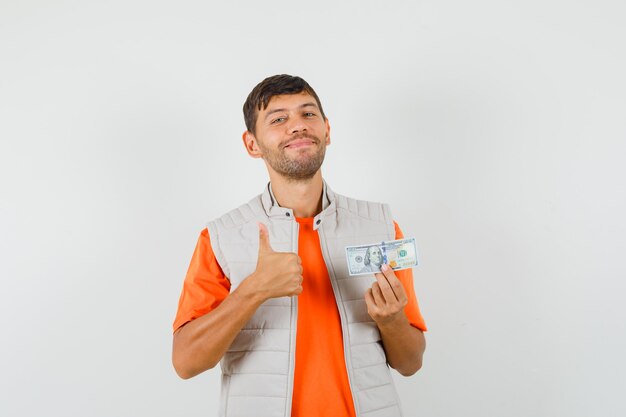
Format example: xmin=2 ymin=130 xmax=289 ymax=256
xmin=285 ymin=219 xmax=299 ymax=416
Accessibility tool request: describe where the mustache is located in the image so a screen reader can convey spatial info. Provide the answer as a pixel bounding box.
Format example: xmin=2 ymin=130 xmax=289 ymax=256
xmin=280 ymin=133 xmax=320 ymax=148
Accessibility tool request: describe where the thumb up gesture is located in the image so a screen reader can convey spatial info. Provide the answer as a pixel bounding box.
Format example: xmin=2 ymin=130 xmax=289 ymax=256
xmin=248 ymin=223 xmax=303 ymax=300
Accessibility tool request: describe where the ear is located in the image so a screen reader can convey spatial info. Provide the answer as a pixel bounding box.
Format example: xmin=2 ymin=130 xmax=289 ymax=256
xmin=324 ymin=118 xmax=331 ymax=146
xmin=242 ymin=130 xmax=263 ymax=158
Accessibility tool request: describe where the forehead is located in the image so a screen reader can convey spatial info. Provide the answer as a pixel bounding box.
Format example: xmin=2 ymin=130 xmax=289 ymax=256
xmin=261 ymin=92 xmax=318 ymax=112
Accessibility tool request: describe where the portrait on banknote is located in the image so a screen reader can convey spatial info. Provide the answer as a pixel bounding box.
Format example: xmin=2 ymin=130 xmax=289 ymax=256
xmin=360 ymin=245 xmax=384 ymax=273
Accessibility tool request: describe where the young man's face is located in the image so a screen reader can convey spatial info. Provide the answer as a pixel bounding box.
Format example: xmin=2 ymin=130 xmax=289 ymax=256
xmin=244 ymin=92 xmax=331 ymax=180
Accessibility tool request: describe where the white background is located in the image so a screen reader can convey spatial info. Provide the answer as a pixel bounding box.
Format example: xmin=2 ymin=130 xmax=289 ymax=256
xmin=1 ymin=1 xmax=625 ymax=416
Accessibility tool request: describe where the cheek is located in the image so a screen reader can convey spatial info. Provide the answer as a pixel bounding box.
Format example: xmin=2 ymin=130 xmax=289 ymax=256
xmin=260 ymin=131 xmax=281 ymax=147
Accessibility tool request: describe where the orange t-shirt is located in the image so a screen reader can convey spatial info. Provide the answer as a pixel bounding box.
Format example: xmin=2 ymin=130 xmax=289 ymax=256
xmin=173 ymin=219 xmax=427 ymax=417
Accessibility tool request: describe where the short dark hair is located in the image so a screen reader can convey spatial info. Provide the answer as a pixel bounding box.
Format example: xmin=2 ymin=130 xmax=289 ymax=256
xmin=243 ymin=74 xmax=326 ymax=134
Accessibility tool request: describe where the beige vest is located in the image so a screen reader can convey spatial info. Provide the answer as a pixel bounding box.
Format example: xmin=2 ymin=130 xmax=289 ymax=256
xmin=206 ymin=182 xmax=404 ymax=417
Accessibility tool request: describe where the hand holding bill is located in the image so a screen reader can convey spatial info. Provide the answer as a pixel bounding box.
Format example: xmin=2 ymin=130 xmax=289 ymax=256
xmin=364 ymin=264 xmax=408 ymax=326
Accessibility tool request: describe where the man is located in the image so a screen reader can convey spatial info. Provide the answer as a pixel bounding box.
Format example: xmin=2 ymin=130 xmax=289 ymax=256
xmin=172 ymin=74 xmax=427 ymax=417
xmin=359 ymin=245 xmax=384 ymax=274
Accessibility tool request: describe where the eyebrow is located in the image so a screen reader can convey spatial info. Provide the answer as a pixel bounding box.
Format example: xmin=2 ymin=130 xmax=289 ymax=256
xmin=264 ymin=102 xmax=318 ymax=121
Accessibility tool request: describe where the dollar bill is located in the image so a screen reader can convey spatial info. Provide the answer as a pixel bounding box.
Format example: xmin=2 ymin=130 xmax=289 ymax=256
xmin=345 ymin=237 xmax=419 ymax=276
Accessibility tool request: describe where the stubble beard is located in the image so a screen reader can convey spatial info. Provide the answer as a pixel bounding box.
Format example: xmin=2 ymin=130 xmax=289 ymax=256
xmin=259 ymin=134 xmax=327 ymax=181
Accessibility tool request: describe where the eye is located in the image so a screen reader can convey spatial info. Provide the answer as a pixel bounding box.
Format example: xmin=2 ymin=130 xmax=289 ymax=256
xmin=304 ymin=112 xmax=315 ymax=117
xmin=271 ymin=117 xmax=285 ymax=124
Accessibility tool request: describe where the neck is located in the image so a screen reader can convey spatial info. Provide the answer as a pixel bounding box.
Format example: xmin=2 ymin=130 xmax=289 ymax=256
xmin=268 ymin=170 xmax=324 ymax=218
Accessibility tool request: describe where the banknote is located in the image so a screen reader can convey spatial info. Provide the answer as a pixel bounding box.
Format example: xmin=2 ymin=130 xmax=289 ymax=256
xmin=345 ymin=238 xmax=419 ymax=276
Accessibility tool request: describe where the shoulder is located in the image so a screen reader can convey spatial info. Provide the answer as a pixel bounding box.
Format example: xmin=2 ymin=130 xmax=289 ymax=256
xmin=203 ymin=194 xmax=265 ymax=280
xmin=208 ymin=194 xmax=264 ymax=230
xmin=332 ymin=190 xmax=393 ymax=224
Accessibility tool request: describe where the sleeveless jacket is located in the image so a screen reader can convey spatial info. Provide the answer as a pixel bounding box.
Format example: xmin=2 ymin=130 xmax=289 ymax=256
xmin=206 ymin=182 xmax=404 ymax=417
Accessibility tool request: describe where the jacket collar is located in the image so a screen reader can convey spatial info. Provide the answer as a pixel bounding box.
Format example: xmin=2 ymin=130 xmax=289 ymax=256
xmin=260 ymin=179 xmax=336 ymax=230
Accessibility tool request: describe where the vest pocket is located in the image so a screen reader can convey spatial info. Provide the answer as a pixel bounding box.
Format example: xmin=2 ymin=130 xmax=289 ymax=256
xmin=227 ymin=373 xmax=288 ymax=397
xmin=222 ymin=350 xmax=289 ymax=375
xmin=349 ymin=321 xmax=382 ymax=344
xmin=228 ymin=328 xmax=291 ymax=352
xmin=344 ymin=299 xmax=374 ymax=324
xmin=336 ymin=274 xmax=377 ymax=301
xmin=350 ymin=341 xmax=387 ymax=369
xmin=352 ymin=362 xmax=393 ymax=390
xmin=240 ymin=304 xmax=291 ymax=330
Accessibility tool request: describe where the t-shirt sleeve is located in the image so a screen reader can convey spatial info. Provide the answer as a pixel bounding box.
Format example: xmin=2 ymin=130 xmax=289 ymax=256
xmin=393 ymin=221 xmax=428 ymax=332
xmin=172 ymin=228 xmax=231 ymax=333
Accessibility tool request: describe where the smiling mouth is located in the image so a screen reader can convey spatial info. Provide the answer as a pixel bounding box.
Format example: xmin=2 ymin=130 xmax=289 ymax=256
xmin=283 ymin=138 xmax=317 ymax=149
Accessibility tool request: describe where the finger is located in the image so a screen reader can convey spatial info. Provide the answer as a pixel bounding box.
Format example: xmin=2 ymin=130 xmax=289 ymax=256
xmin=380 ymin=264 xmax=408 ymax=304
xmin=365 ymin=288 xmax=378 ymax=310
xmin=258 ymin=223 xmax=274 ymax=254
xmin=293 ymin=285 xmax=303 ymax=296
xmin=371 ymin=281 xmax=386 ymax=306
xmin=374 ymin=271 xmax=398 ymax=303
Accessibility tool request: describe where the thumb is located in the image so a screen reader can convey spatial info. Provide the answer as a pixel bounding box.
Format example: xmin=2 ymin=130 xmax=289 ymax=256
xmin=258 ymin=223 xmax=274 ymax=254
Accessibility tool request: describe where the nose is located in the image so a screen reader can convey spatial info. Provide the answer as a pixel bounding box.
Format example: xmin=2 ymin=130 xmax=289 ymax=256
xmin=286 ymin=115 xmax=307 ymax=134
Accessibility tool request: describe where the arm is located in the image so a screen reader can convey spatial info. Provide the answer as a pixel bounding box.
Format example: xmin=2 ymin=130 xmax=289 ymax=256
xmin=172 ymin=281 xmax=265 ymax=379
xmin=365 ymin=264 xmax=426 ymax=376
xmin=172 ymin=223 xmax=303 ymax=379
